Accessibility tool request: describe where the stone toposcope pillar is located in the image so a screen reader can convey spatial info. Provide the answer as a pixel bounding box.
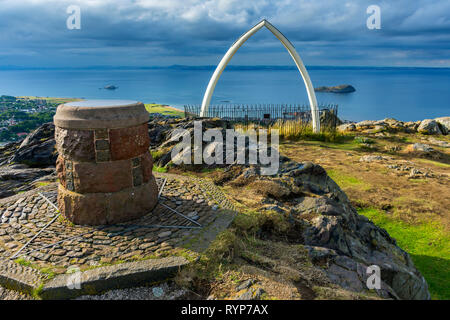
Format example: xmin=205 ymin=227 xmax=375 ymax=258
xmin=54 ymin=100 xmax=158 ymax=225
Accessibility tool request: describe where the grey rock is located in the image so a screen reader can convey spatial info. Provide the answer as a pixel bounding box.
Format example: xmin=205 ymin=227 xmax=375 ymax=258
xmin=40 ymin=257 xmax=189 ymax=300
xmin=435 ymin=116 xmax=450 ymax=135
xmin=409 ymin=143 xmax=434 ymax=152
xmin=235 ymin=287 xmax=265 ymax=300
xmin=418 ymin=119 xmax=442 ymax=135
xmin=236 ymin=279 xmax=255 ymax=291
xmin=158 ymin=231 xmax=172 ymax=238
xmin=337 ymin=123 xmax=356 ymax=132
xmin=9 ymin=123 xmax=56 ymax=167
xmin=359 ymin=155 xmax=387 ymax=162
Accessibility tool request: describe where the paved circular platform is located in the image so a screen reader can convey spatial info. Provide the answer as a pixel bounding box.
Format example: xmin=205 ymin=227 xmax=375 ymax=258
xmin=0 ymin=173 xmax=236 ymax=277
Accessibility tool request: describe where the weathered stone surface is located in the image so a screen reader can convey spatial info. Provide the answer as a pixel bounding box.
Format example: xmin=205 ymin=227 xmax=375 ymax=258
xmin=54 ymin=106 xmax=157 ymax=226
xmin=359 ymin=155 xmax=389 ymax=162
xmin=55 ymin=127 xmax=95 ymax=162
xmin=293 ymin=172 xmax=431 ymax=300
xmin=141 ymin=152 xmax=154 ymax=183
xmin=58 ymin=177 xmax=158 ymax=225
xmin=235 ymin=287 xmax=265 ymax=300
xmin=201 ymin=148 xmax=431 ymax=300
xmin=40 ymin=256 xmax=189 ymax=300
xmin=54 ymin=100 xmax=149 ymax=129
xmin=55 ymin=156 xmax=66 ymax=187
xmin=356 ymin=120 xmax=377 ymax=129
xmin=109 ymin=123 xmax=150 ymax=161
xmin=95 ymin=139 xmax=109 ymax=151
xmin=0 ymin=260 xmax=44 ymax=295
xmin=106 ymin=176 xmax=158 ymax=224
xmin=58 ymin=184 xmax=109 ymax=225
xmin=435 ymin=116 xmax=450 ymax=135
xmin=8 ymin=123 xmax=57 ymax=167
xmin=94 ymin=129 xmax=109 ymax=140
xmin=417 ymin=119 xmax=442 ymax=135
xmin=0 ymin=166 xmax=55 ymax=199
xmin=335 ymin=117 xmax=447 ymax=135
xmin=337 ymin=123 xmax=356 ymax=132
xmin=132 ymin=157 xmax=141 ymax=167
xmin=405 ymin=143 xmax=434 ymax=153
xmin=95 ymin=150 xmax=111 ymax=162
xmin=132 ymin=167 xmax=143 ymax=186
xmin=72 ymin=159 xmax=133 ymax=193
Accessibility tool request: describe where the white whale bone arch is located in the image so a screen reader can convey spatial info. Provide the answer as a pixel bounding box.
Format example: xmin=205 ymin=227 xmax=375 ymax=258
xmin=200 ymin=19 xmax=320 ymax=133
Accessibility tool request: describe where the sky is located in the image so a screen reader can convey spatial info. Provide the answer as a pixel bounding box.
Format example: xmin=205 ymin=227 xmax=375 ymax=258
xmin=0 ymin=0 xmax=449 ymax=68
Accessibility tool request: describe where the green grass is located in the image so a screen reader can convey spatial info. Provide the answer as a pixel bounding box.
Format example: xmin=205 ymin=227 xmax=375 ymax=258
xmin=17 ymin=96 xmax=81 ymax=104
xmin=14 ymin=257 xmax=33 ymax=267
xmin=417 ymin=158 xmax=450 ymax=169
xmin=281 ymin=135 xmax=360 ymax=152
xmin=151 ymin=150 xmax=164 ymax=162
xmin=327 ymin=169 xmax=372 ymax=191
xmin=354 ymin=136 xmax=375 ymax=145
xmin=35 ymin=181 xmax=51 ymax=187
xmin=145 ymin=103 xmax=184 ymax=117
xmin=358 ymin=207 xmax=450 ymax=300
xmin=153 ymin=165 xmax=168 ymax=173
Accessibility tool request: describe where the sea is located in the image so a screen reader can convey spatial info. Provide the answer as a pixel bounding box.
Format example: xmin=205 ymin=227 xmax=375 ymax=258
xmin=0 ymin=66 xmax=449 ymax=122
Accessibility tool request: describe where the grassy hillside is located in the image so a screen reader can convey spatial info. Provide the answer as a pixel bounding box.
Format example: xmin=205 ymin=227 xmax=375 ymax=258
xmin=358 ymin=207 xmax=449 ymax=299
xmin=145 ymin=103 xmax=184 ymax=117
xmin=280 ymin=132 xmax=449 ymax=299
xmin=16 ymin=96 xmax=81 ymax=104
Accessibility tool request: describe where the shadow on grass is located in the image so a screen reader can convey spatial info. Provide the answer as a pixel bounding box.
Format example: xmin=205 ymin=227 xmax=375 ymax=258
xmin=410 ymin=254 xmax=450 ymax=300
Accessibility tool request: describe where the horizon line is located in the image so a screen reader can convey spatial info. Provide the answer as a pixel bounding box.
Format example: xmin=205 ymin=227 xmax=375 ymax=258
xmin=1 ymin=64 xmax=449 ymax=70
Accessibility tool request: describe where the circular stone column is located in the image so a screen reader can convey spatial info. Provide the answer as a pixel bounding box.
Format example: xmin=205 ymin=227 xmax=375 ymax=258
xmin=54 ymin=100 xmax=158 ymax=225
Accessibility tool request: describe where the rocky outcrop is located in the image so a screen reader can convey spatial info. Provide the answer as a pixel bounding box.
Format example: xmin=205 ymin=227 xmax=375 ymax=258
xmin=219 ymin=161 xmax=430 ymax=300
xmin=434 ymin=117 xmax=450 ymax=135
xmin=8 ymin=123 xmax=56 ymax=167
xmin=315 ymin=85 xmax=356 ymax=93
xmin=417 ymin=119 xmax=442 ymax=135
xmin=337 ymin=117 xmax=449 ymax=135
xmin=144 ymin=118 xmax=430 ymax=299
xmin=0 ymin=123 xmax=57 ymax=199
xmin=405 ymin=143 xmax=434 ymax=153
xmin=0 ymin=164 xmax=55 ymax=198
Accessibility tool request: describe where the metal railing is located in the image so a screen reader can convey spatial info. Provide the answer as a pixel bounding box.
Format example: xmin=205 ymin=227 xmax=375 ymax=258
xmin=184 ymin=103 xmax=339 ymax=129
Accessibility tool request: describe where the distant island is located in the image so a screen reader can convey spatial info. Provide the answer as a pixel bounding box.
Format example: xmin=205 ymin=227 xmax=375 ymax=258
xmin=103 ymin=85 xmax=118 ymax=90
xmin=315 ymin=84 xmax=356 ymax=93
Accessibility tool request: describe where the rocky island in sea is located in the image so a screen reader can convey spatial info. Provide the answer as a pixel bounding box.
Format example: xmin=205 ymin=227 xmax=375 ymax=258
xmin=315 ymin=84 xmax=356 ymax=93
xmin=103 ymin=84 xmax=118 ymax=90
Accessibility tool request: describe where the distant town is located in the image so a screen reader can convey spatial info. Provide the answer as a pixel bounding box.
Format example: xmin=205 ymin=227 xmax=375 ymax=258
xmin=0 ymin=95 xmax=77 ymax=144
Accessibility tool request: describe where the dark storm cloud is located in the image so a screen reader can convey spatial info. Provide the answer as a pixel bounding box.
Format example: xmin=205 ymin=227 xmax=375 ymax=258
xmin=0 ymin=0 xmax=449 ymax=67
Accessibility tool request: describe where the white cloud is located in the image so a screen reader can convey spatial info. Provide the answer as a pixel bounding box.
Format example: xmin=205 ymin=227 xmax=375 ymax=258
xmin=0 ymin=0 xmax=448 ymax=66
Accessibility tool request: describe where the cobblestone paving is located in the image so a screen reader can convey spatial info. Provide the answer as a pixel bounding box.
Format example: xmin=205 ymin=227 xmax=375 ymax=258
xmin=0 ymin=286 xmax=33 ymax=300
xmin=0 ymin=174 xmax=234 ymax=275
